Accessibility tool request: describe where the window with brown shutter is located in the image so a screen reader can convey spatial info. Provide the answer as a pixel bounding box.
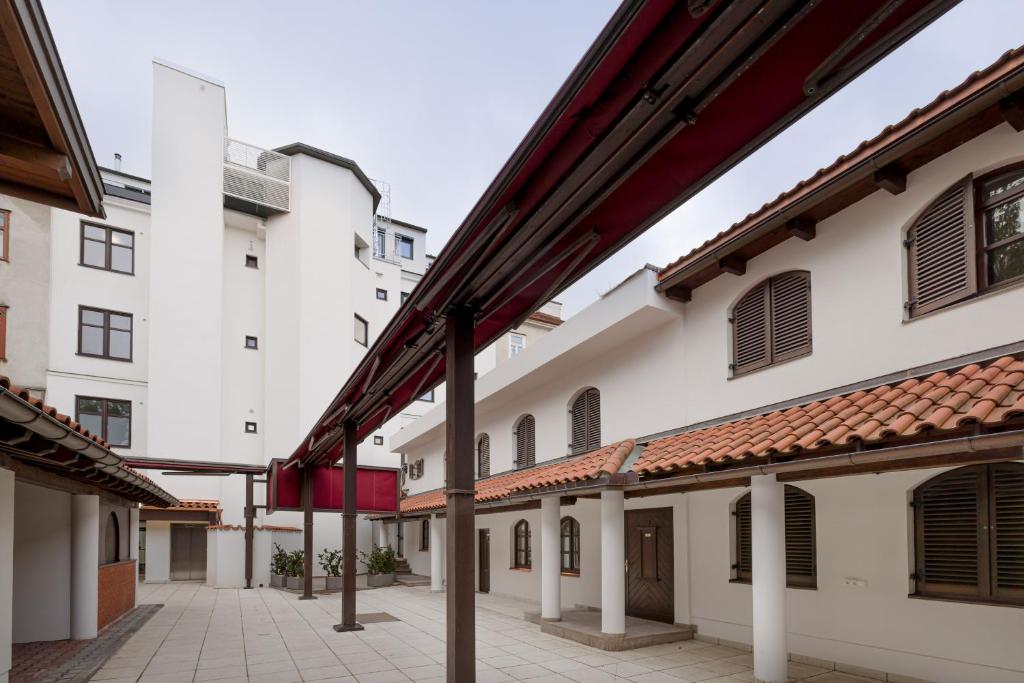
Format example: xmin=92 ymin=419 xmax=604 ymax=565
xmin=913 ymin=462 xmax=1023 ymax=605
xmin=731 ymin=272 xmax=811 ymax=376
xmin=733 ymin=485 xmax=816 ymax=588
xmin=420 ymin=519 xmax=430 ymax=551
xmin=570 ymin=388 xmax=600 ymax=455
xmin=0 ymin=306 xmax=7 ymax=360
xmin=477 ymin=433 xmax=490 ymax=479
xmin=515 ymin=415 xmax=535 ymax=469
xmin=513 ymin=519 xmax=531 ymax=569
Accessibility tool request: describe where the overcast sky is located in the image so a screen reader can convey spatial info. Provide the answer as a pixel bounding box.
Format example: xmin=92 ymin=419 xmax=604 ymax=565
xmin=45 ymin=0 xmax=1024 ymax=317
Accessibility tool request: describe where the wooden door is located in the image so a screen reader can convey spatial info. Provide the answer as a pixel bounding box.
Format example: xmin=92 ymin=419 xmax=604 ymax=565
xmin=625 ymin=508 xmax=674 ymax=623
xmin=478 ymin=529 xmax=490 ymax=593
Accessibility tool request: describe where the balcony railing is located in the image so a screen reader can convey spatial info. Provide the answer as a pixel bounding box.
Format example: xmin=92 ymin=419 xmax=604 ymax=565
xmin=223 ymin=138 xmax=291 ymax=213
xmin=372 ymin=227 xmax=407 ymax=265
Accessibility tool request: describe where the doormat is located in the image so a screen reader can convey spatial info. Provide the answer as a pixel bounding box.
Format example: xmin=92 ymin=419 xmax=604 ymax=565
xmin=355 ymin=612 xmax=400 ymax=623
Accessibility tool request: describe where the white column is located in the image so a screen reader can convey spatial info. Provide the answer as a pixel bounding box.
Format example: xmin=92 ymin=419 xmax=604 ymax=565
xmin=0 ymin=469 xmax=14 ymax=683
xmin=429 ymin=515 xmax=444 ymax=592
xmin=376 ymin=521 xmax=388 ymax=549
xmin=751 ymin=474 xmax=788 ymax=683
xmin=540 ymin=496 xmax=561 ymax=620
xmin=71 ymin=494 xmax=99 ymax=640
xmin=600 ymin=490 xmax=625 ymax=635
xmin=129 ymin=507 xmax=140 ymax=607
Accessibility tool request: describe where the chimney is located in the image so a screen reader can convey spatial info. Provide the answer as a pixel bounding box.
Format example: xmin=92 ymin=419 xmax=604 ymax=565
xmin=113 ymin=153 xmax=122 ymax=172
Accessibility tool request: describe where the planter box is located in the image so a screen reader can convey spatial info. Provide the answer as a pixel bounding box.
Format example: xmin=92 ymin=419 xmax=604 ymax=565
xmin=367 ymin=572 xmax=395 ymax=588
xmin=312 ymin=576 xmax=327 ymax=591
xmin=271 ymin=574 xmax=285 ymax=588
xmin=286 ymin=576 xmax=303 ymax=590
xmin=326 ymin=576 xmax=343 ymax=590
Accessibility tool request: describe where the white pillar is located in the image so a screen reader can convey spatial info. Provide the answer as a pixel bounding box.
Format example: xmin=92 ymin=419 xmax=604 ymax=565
xmin=600 ymin=490 xmax=625 ymax=635
xmin=129 ymin=507 xmax=140 ymax=607
xmin=0 ymin=469 xmax=14 ymax=683
xmin=751 ymin=474 xmax=788 ymax=683
xmin=376 ymin=521 xmax=388 ymax=549
xmin=71 ymin=494 xmax=99 ymax=640
xmin=429 ymin=515 xmax=444 ymax=592
xmin=540 ymin=496 xmax=561 ymax=620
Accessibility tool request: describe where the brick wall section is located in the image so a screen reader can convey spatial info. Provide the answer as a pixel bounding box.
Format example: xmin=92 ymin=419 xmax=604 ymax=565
xmin=98 ymin=560 xmax=136 ymax=630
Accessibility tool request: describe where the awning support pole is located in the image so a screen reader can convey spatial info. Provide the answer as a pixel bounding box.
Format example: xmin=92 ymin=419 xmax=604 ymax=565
xmin=244 ymin=472 xmax=254 ymax=589
xmin=300 ymin=466 xmax=316 ymax=600
xmin=334 ymin=419 xmax=364 ymax=631
xmin=445 ymin=305 xmax=475 ymax=681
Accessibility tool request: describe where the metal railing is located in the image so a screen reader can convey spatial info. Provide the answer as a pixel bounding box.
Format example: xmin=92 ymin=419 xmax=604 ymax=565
xmin=372 ymin=227 xmax=406 ymax=265
xmin=223 ymin=138 xmax=291 ymax=212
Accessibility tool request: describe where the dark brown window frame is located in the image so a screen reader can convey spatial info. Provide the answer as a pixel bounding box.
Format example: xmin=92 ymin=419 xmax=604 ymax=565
xmin=912 ymin=462 xmax=1024 ymax=606
xmin=245 ymin=335 xmax=258 ymax=349
xmin=376 ymin=288 xmax=388 ymax=301
xmin=354 ymin=314 xmax=368 ymax=347
xmin=77 ymin=305 xmax=133 ymax=362
xmin=732 ymin=485 xmax=817 ymax=589
xmin=569 ymin=387 xmax=600 ymax=455
xmin=104 ymin=511 xmax=120 ymax=564
xmin=0 ymin=208 xmax=9 ymax=262
xmin=79 ymin=221 xmax=135 ymax=275
xmin=75 ymin=395 xmax=132 ymax=448
xmin=976 ymin=164 xmax=1024 ymax=294
xmin=245 ymin=254 xmax=259 ymax=269
xmin=373 ymin=435 xmax=384 ymax=445
xmin=560 ymin=516 xmax=581 ymax=575
xmin=513 ymin=519 xmax=531 ymax=569
xmin=730 ymin=271 xmax=812 ymax=377
xmin=515 ymin=414 xmax=536 ymax=469
xmin=420 ymin=518 xmax=430 ymax=551
xmin=396 ymin=234 xmax=414 ymax=260
xmin=244 ymin=421 xmax=258 ymax=434
xmin=0 ymin=305 xmax=7 ymax=360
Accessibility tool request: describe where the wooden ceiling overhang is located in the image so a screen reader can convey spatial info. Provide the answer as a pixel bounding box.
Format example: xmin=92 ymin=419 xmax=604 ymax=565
xmin=0 ymin=0 xmax=104 ymax=217
xmin=287 ymin=0 xmax=959 ymax=468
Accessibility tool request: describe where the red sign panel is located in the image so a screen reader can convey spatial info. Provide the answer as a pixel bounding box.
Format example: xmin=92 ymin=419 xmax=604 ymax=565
xmin=266 ymin=459 xmax=399 ymax=514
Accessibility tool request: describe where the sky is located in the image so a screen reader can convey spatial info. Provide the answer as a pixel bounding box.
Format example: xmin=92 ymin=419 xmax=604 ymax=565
xmin=44 ymin=0 xmax=1024 ymax=317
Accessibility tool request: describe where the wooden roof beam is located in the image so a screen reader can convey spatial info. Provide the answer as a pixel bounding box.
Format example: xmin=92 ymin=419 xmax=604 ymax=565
xmin=718 ymin=253 xmax=747 ymax=276
xmin=785 ymin=216 xmax=817 ymax=241
xmin=874 ymin=162 xmax=907 ymax=195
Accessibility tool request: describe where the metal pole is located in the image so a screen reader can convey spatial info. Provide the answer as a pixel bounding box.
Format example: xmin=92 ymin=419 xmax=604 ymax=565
xmin=445 ymin=305 xmax=475 ymax=681
xmin=334 ymin=419 xmax=363 ymax=631
xmin=300 ymin=466 xmax=316 ymax=600
xmin=244 ymin=473 xmax=254 ymax=589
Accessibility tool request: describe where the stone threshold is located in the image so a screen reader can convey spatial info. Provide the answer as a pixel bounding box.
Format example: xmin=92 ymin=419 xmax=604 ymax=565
xmin=524 ymin=608 xmax=694 ymax=651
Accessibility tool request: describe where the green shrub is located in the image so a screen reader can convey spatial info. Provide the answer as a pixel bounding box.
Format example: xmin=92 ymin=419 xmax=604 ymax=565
xmin=271 ymin=543 xmax=288 ymax=575
xmin=286 ymin=549 xmax=304 ymax=577
xmin=318 ymin=548 xmax=343 ymax=577
xmin=358 ymin=545 xmax=396 ymax=575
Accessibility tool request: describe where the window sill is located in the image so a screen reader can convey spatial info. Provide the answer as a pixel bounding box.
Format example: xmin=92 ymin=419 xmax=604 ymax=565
xmin=904 ymin=276 xmax=1024 ymax=323
xmin=908 ymin=592 xmax=1022 ymax=608
xmin=561 ymin=571 xmax=580 ymax=578
xmin=79 ymin=262 xmax=135 ymax=276
xmin=729 ymin=578 xmax=817 ymax=591
xmin=728 ymin=349 xmax=812 ymax=380
xmin=76 ymin=352 xmax=133 ymax=363
xmin=510 ymin=567 xmax=532 ymax=573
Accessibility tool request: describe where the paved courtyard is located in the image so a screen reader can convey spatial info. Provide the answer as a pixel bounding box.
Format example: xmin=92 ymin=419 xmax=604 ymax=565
xmin=88 ymin=583 xmax=885 ymax=683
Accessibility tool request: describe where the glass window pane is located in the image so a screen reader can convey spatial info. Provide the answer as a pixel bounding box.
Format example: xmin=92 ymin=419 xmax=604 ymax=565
xmin=77 ymin=397 xmax=102 ymax=415
xmin=106 ymin=416 xmax=130 ymax=447
xmin=110 ymin=246 xmax=132 ymax=273
xmin=989 ymin=240 xmax=1024 ymax=284
xmin=109 ymin=314 xmax=131 ymax=331
xmin=987 ymin=197 xmax=1024 ymax=244
xmin=107 ymin=400 xmax=131 ymax=418
xmin=80 ymin=326 xmax=104 ymax=355
xmin=110 ymin=231 xmax=133 ymax=247
xmin=108 ymin=330 xmax=131 ymax=359
xmin=77 ymin=412 xmax=103 ymax=436
xmin=84 ymin=225 xmax=107 ymax=241
xmin=81 ymin=309 xmax=104 ymax=326
xmin=82 ymin=239 xmax=106 ymax=268
xmin=398 ymin=237 xmax=414 ymax=259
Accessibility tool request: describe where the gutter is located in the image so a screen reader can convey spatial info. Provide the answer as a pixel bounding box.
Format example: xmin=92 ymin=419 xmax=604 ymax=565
xmin=627 ymin=430 xmax=1024 ymax=493
xmin=0 ymin=385 xmax=178 ymax=506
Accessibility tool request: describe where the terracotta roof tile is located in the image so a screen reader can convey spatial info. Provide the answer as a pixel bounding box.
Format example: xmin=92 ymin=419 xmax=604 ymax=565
xmin=146 ymin=499 xmax=221 ymax=512
xmin=634 ymin=356 xmax=1024 ymax=476
xmin=526 ymin=311 xmax=564 ymax=327
xmin=207 ymin=524 xmax=301 ymax=532
xmin=659 ymin=46 xmax=1024 ymax=284
xmin=400 ymin=440 xmax=634 ymax=513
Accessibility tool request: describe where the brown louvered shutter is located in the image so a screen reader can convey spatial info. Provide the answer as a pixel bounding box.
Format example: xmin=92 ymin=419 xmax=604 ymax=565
xmin=585 ymin=388 xmax=600 ymax=452
xmin=477 ymin=434 xmax=490 ymax=478
xmin=784 ymin=486 xmax=816 ymax=588
xmin=907 ymin=177 xmax=977 ymax=317
xmin=991 ymin=462 xmax=1024 ymax=602
xmin=770 ymin=272 xmax=812 ymax=364
xmin=914 ymin=465 xmax=985 ymax=599
xmin=732 ymin=281 xmax=770 ymax=375
xmin=571 ymin=389 xmax=601 ymax=455
xmin=733 ymin=486 xmax=816 ymax=588
xmin=734 ymin=493 xmax=753 ymax=582
xmin=571 ymin=393 xmax=587 ymax=455
xmin=516 ymin=416 xmax=535 ymax=468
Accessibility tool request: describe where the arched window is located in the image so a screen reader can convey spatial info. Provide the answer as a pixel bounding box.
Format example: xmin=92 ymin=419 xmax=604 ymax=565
xmin=912 ymin=462 xmax=1023 ymax=605
xmin=104 ymin=511 xmax=120 ymax=564
xmin=513 ymin=520 xmax=531 ymax=569
xmin=477 ymin=434 xmax=490 ymax=479
xmin=515 ymin=416 xmax=535 ymax=469
xmin=730 ymin=271 xmax=811 ymax=376
xmin=560 ymin=517 xmax=580 ymax=575
xmin=906 ymin=166 xmax=1024 ymax=318
xmin=569 ymin=388 xmax=600 ymax=455
xmin=733 ymin=485 xmax=816 ymax=588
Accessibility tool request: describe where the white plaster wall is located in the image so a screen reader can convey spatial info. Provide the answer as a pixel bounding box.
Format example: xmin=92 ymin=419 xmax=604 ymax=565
xmin=0 ymin=468 xmax=13 ymax=683
xmin=44 ymin=378 xmax=148 ymax=460
xmin=144 ymin=520 xmax=170 ymax=583
xmin=688 ymin=468 xmax=1024 ymax=682
xmin=12 ymin=482 xmax=70 ymax=642
xmin=0 ymin=193 xmax=51 ymax=391
xmin=147 ymin=62 xmax=226 ymax=460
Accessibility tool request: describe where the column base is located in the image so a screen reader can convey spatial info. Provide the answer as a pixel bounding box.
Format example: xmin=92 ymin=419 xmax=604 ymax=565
xmin=541 ymin=616 xmax=562 ymax=623
xmin=333 ymin=623 xmax=365 ymax=632
xmin=299 ymin=595 xmax=318 ymax=601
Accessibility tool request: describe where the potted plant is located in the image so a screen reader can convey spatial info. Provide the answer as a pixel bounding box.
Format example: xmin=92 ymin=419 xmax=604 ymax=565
xmin=318 ymin=548 xmax=344 ymax=590
xmin=360 ymin=545 xmax=397 ymax=587
xmin=285 ymin=549 xmax=304 ymax=590
xmin=270 ymin=543 xmax=288 ymax=588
